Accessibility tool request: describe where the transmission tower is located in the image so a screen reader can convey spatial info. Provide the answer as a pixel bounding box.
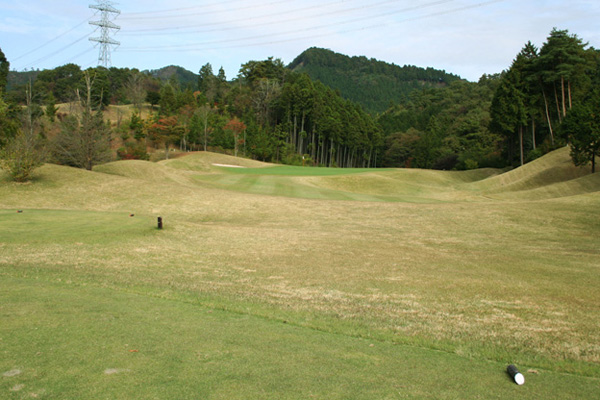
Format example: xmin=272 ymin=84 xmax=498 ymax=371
xmin=89 ymin=0 xmax=121 ymax=68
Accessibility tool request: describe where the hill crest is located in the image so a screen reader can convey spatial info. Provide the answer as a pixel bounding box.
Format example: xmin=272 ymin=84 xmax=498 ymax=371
xmin=288 ymin=47 xmax=462 ymax=113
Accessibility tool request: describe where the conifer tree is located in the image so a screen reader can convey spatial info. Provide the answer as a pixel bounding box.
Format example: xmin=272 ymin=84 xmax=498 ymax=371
xmin=0 ymin=47 xmax=8 ymax=95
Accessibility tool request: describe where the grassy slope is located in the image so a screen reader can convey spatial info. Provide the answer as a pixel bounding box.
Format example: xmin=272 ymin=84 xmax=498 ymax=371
xmin=1 ymin=147 xmax=600 ymax=398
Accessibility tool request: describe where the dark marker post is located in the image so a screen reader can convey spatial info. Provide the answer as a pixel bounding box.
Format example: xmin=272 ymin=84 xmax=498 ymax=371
xmin=158 ymin=217 xmax=163 ymax=230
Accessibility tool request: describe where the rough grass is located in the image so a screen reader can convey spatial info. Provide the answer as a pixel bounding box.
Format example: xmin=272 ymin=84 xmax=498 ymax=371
xmin=1 ymin=147 xmax=599 ymax=398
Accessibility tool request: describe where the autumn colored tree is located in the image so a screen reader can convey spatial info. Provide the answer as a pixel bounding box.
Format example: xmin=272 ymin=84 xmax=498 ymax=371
xmin=224 ymin=117 xmax=246 ymax=157
xmin=148 ymin=115 xmax=182 ymax=159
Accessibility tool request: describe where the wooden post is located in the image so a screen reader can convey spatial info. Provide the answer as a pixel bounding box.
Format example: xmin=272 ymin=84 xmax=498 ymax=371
xmin=158 ymin=217 xmax=163 ymax=230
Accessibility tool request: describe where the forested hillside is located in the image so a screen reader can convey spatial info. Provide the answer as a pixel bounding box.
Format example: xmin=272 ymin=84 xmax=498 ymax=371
xmin=490 ymin=29 xmax=600 ymax=171
xmin=144 ymin=65 xmax=199 ymax=89
xmin=376 ymin=75 xmax=502 ymax=170
xmin=288 ymin=47 xmax=461 ymax=113
xmin=1 ymin=56 xmax=382 ymax=172
xmin=1 ymin=28 xmax=599 ymax=181
xmin=376 ymin=28 xmax=600 ymax=171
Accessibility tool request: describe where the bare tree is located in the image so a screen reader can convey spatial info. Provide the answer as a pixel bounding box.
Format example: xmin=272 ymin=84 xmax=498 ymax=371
xmin=195 ymin=105 xmax=213 ymax=151
xmin=126 ymin=72 xmax=147 ymax=113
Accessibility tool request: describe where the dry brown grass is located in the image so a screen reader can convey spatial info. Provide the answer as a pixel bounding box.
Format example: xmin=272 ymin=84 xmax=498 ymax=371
xmin=1 ymin=148 xmax=599 ymax=376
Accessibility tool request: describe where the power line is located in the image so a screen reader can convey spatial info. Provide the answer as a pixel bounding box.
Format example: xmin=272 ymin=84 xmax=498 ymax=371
xmin=18 ymin=31 xmax=96 ymax=70
xmin=11 ymin=18 xmax=91 ymax=63
xmin=121 ymin=0 xmax=504 ymax=54
xmin=120 ymin=0 xmax=456 ymax=51
xmin=120 ymin=0 xmax=388 ymax=36
xmin=10 ymin=0 xmax=505 ymax=71
xmin=120 ymin=0 xmax=290 ymax=20
xmin=64 ymin=48 xmax=97 ymax=66
xmin=122 ymin=0 xmax=252 ymax=17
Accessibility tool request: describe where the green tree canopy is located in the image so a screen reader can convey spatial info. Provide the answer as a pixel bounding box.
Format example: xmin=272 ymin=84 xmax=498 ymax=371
xmin=0 ymin=47 xmax=8 ymax=95
xmin=560 ymin=66 xmax=600 ymax=173
xmin=239 ymin=57 xmax=287 ymax=85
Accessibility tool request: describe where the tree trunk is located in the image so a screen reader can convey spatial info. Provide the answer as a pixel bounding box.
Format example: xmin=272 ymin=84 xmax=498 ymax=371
xmin=568 ymin=80 xmax=572 ymax=110
xmin=519 ymin=125 xmax=524 ymax=166
xmin=293 ymin=115 xmax=297 ymax=151
xmin=311 ymin=129 xmax=316 ymax=160
xmin=299 ymin=111 xmax=306 ymax=155
xmin=203 ymin=118 xmax=208 ymax=151
xmin=234 ymin=132 xmax=238 ymax=158
xmin=554 ymin=85 xmax=562 ymax=123
xmin=542 ymin=89 xmax=555 ymax=144
xmin=531 ymin=117 xmax=536 ymax=150
xmin=561 ymin=76 xmax=567 ymax=117
xmin=318 ymin=140 xmax=323 ymax=166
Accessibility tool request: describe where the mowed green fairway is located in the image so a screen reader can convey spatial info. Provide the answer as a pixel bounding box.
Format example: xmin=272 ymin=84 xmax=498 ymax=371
xmin=1 ymin=148 xmax=599 ymax=398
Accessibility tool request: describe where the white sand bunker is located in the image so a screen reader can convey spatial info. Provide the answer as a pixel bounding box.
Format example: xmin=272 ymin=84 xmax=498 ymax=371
xmin=104 ymin=368 xmax=130 ymax=375
xmin=3 ymin=369 xmax=21 ymax=377
xmin=212 ymin=163 xmax=246 ymax=168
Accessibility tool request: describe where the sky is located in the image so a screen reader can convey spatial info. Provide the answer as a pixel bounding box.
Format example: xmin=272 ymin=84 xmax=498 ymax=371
xmin=1 ymin=0 xmax=599 ymax=82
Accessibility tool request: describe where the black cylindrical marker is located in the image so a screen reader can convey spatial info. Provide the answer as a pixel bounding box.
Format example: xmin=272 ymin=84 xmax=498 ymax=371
xmin=507 ymin=364 xmax=525 ymax=385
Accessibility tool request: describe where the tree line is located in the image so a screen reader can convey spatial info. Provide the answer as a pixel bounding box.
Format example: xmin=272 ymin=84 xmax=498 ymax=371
xmin=375 ymin=28 xmax=600 ymax=171
xmin=1 ymin=28 xmax=599 ymax=182
xmin=0 ymin=53 xmax=384 ymax=180
xmin=490 ymin=28 xmax=600 ymax=171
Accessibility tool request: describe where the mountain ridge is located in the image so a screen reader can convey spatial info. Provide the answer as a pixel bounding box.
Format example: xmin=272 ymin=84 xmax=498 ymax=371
xmin=288 ymin=47 xmax=463 ymax=113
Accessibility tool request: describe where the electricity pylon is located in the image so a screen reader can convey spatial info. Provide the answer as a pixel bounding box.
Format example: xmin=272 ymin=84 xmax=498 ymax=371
xmin=89 ymin=0 xmax=121 ymax=68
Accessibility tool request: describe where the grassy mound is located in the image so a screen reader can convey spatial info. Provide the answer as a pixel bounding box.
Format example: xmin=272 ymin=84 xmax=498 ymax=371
xmin=471 ymin=147 xmax=599 ymax=198
xmin=162 ymin=151 xmax=269 ymax=171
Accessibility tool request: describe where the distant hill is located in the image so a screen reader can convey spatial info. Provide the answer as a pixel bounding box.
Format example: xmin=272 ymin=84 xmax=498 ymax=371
xmin=288 ymin=47 xmax=462 ymax=113
xmin=144 ymin=65 xmax=198 ymax=89
xmin=6 ymin=65 xmax=199 ymax=96
xmin=6 ymin=69 xmax=40 ymax=92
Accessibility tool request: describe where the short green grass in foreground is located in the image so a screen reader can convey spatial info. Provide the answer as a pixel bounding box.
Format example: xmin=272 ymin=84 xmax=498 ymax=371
xmin=0 ymin=209 xmax=156 ymax=245
xmin=1 ymin=277 xmax=598 ymax=400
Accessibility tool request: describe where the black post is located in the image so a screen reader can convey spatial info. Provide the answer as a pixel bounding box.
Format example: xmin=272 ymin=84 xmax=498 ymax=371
xmin=158 ymin=217 xmax=163 ymax=230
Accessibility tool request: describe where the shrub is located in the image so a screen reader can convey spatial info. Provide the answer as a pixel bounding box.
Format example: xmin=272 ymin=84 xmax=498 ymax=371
xmin=0 ymin=131 xmax=45 ymax=182
xmin=117 ymin=141 xmax=150 ymax=160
